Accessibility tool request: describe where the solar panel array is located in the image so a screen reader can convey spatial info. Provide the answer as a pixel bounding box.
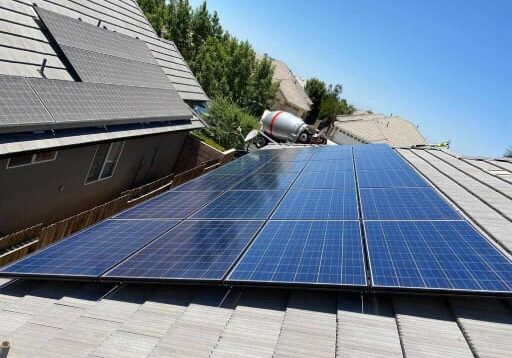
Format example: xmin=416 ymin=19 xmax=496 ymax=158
xmin=2 ymin=144 xmax=511 ymax=295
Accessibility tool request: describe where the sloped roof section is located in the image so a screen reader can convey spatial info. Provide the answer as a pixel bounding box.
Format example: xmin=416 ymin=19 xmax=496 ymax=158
xmin=259 ymin=55 xmax=312 ymax=112
xmin=0 ymin=0 xmax=208 ymax=102
xmin=334 ymin=112 xmax=427 ymax=146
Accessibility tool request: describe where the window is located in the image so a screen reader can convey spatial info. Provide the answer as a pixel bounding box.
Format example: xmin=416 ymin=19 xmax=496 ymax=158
xmin=85 ymin=141 xmax=124 ymax=184
xmin=7 ymin=151 xmax=57 ymax=169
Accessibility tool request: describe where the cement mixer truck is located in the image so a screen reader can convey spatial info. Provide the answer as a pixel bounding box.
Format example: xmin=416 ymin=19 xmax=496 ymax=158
xmin=246 ymin=110 xmax=327 ymax=148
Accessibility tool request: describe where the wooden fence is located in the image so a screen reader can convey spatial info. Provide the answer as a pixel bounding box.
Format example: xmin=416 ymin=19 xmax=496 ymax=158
xmin=0 ymin=155 xmax=232 ymax=266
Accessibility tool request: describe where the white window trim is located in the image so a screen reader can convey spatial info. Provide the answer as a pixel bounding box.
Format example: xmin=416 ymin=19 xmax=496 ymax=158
xmin=84 ymin=141 xmax=125 ymax=185
xmin=6 ymin=151 xmax=58 ymax=169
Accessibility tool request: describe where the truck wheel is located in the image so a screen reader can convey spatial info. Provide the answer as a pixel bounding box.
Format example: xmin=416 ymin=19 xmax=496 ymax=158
xmin=255 ymin=136 xmax=267 ymax=148
xmin=298 ymin=132 xmax=310 ymax=143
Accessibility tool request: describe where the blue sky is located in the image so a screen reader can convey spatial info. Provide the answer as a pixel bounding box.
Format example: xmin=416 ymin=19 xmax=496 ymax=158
xmin=189 ymin=0 xmax=511 ymax=157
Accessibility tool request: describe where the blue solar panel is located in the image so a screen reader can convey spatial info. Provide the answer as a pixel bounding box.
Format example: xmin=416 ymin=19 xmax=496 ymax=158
xmin=104 ymin=220 xmax=264 ymax=281
xmin=293 ymin=171 xmax=355 ymax=189
xmin=357 ymin=169 xmax=428 ymax=188
xmin=255 ymin=161 xmax=306 ymax=173
xmin=360 ymin=187 xmax=461 ymax=220
xmin=191 ymin=190 xmax=285 ymax=219
xmin=272 ymin=190 xmax=358 ymax=220
xmin=0 ymin=219 xmax=178 ymax=277
xmin=115 ymin=191 xmax=221 ymax=219
xmin=355 ymin=155 xmax=409 ymax=170
xmin=313 ymin=150 xmax=353 ymax=161
xmin=305 ymin=159 xmax=354 ymax=172
xmin=365 ymin=221 xmax=512 ymax=293
xmin=174 ymin=174 xmax=244 ymax=191
xmin=212 ymin=162 xmax=264 ymax=175
xmin=271 ymin=151 xmax=314 ymax=162
xmin=232 ymin=173 xmax=298 ymax=190
xmin=228 ymin=221 xmax=366 ymax=286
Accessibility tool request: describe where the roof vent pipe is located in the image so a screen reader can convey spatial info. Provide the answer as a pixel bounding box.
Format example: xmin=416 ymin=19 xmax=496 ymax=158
xmin=38 ymin=58 xmax=47 ymax=78
xmin=0 ymin=341 xmax=10 ymax=358
xmin=97 ymin=19 xmax=102 ymax=27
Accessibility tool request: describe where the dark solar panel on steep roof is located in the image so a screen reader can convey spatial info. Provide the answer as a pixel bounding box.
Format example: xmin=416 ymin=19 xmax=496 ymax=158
xmin=0 ymin=219 xmax=178 ymax=278
xmin=272 ymin=190 xmax=359 ymax=220
xmin=365 ymin=221 xmax=512 ymax=293
xmin=0 ymin=75 xmax=54 ymax=130
xmin=228 ymin=220 xmax=366 ymax=286
xmin=27 ymin=78 xmax=191 ymax=125
xmin=114 ymin=191 xmax=221 ymax=219
xmin=104 ymin=220 xmax=264 ymax=281
xmin=36 ymin=7 xmax=157 ymax=65
xmin=360 ymin=187 xmax=461 ymax=220
xmin=60 ymin=46 xmax=174 ymax=89
xmin=191 ymin=190 xmax=285 ymax=219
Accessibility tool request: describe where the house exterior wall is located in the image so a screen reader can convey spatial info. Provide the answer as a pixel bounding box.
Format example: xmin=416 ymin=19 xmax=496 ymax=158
xmin=271 ymin=91 xmax=306 ymax=119
xmin=0 ymin=131 xmax=187 ymax=235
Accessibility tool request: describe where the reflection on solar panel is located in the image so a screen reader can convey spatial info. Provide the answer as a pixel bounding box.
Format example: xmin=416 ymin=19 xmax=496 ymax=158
xmin=232 ymin=173 xmax=298 ymax=190
xmin=0 ymin=220 xmax=178 ymax=277
xmin=305 ymin=159 xmax=353 ymax=172
xmin=355 ymin=155 xmax=409 ymax=170
xmin=228 ymin=221 xmax=366 ymax=286
xmin=115 ymin=191 xmax=221 ymax=219
xmin=293 ymin=171 xmax=355 ymax=189
xmin=105 ymin=220 xmax=264 ymax=281
xmin=255 ymin=161 xmax=306 ymax=173
xmin=365 ymin=221 xmax=512 ymax=293
xmin=313 ymin=150 xmax=353 ymax=161
xmin=191 ymin=190 xmax=285 ymax=219
xmin=357 ymin=169 xmax=428 ymax=188
xmin=0 ymin=75 xmax=54 ymax=130
xmin=212 ymin=161 xmax=265 ymax=175
xmin=175 ymin=174 xmax=244 ymax=191
xmin=360 ymin=187 xmax=461 ymax=220
xmin=272 ymin=190 xmax=358 ymax=220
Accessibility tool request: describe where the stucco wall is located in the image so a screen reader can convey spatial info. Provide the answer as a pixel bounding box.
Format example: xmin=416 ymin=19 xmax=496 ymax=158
xmin=0 ymin=131 xmax=187 ymax=234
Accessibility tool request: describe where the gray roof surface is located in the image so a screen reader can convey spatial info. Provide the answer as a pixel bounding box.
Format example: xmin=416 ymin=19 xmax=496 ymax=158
xmin=0 ymin=0 xmax=208 ymax=102
xmin=1 ymin=145 xmax=512 ymax=357
xmin=333 ymin=112 xmax=427 ymax=146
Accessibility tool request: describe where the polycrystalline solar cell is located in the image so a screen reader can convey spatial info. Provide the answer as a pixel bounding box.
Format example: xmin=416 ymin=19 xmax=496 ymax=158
xmin=305 ymin=159 xmax=354 ymax=172
xmin=61 ymin=46 xmax=173 ymax=89
xmin=232 ymin=173 xmax=298 ymax=190
xmin=357 ymin=169 xmax=428 ymax=188
xmin=175 ymin=174 xmax=244 ymax=191
xmin=272 ymin=190 xmax=358 ymax=220
xmin=0 ymin=75 xmax=54 ymax=130
xmin=365 ymin=221 xmax=512 ymax=293
xmin=293 ymin=171 xmax=355 ymax=189
xmin=191 ymin=190 xmax=285 ymax=219
xmin=354 ymin=155 xmax=409 ymax=170
xmin=313 ymin=149 xmax=353 ymax=161
xmin=228 ymin=220 xmax=366 ymax=286
xmin=360 ymin=187 xmax=461 ymax=220
xmin=115 ymin=191 xmax=221 ymax=219
xmin=212 ymin=159 xmax=265 ymax=175
xmin=270 ymin=151 xmax=314 ymax=162
xmin=36 ymin=7 xmax=157 ymax=65
xmin=27 ymin=78 xmax=191 ymax=125
xmin=0 ymin=219 xmax=178 ymax=277
xmin=104 ymin=220 xmax=264 ymax=281
xmin=255 ymin=161 xmax=306 ymax=173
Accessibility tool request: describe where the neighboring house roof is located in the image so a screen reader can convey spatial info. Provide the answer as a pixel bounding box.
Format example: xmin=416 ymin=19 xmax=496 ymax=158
xmin=1 ymin=145 xmax=512 ymax=357
xmin=258 ymin=54 xmax=312 ymax=113
xmin=0 ymin=0 xmax=208 ymax=102
xmin=333 ymin=112 xmax=427 ymax=146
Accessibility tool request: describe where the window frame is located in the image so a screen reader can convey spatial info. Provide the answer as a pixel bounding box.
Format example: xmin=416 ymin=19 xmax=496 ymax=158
xmin=84 ymin=141 xmax=125 ymax=185
xmin=6 ymin=151 xmax=58 ymax=169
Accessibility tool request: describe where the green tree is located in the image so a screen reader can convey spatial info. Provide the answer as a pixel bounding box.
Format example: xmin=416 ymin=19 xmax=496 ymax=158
xmin=304 ymin=78 xmax=327 ymax=124
xmin=138 ymin=0 xmax=167 ymax=37
xmin=505 ymin=146 xmax=512 ymax=158
xmin=201 ymin=97 xmax=259 ymax=150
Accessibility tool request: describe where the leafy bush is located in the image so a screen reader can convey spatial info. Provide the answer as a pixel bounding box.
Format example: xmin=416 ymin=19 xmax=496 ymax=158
xmin=200 ymin=97 xmax=260 ymax=150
